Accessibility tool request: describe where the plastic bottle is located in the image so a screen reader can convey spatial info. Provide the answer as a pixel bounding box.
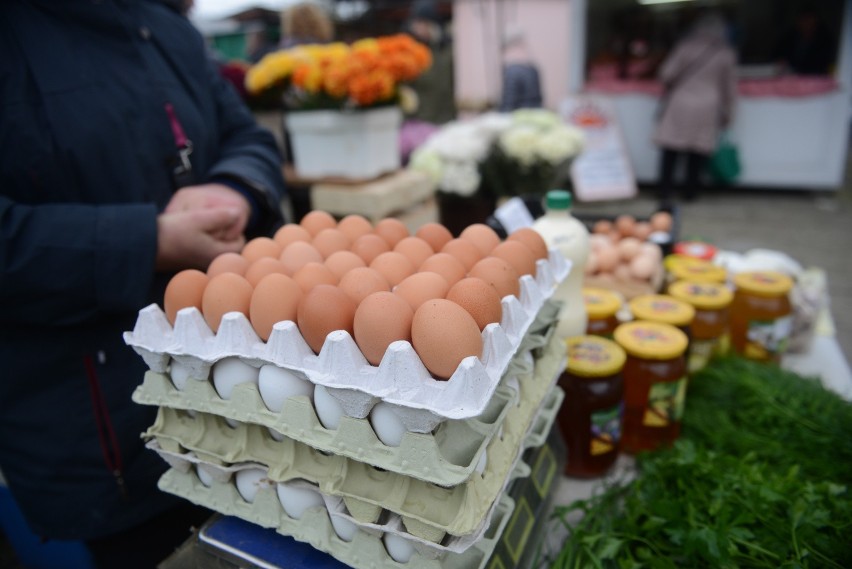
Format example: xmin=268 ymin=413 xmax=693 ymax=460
xmin=532 ymin=190 xmax=590 ymax=339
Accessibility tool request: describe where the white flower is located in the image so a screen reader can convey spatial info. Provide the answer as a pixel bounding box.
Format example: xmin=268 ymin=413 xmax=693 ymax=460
xmin=534 ymin=125 xmax=585 ymax=165
xmin=441 ymin=160 xmax=481 ymax=196
xmin=498 ymin=125 xmax=540 ymax=168
xmin=511 ymin=108 xmax=560 ymax=130
xmin=409 ymin=147 xmax=444 ymax=184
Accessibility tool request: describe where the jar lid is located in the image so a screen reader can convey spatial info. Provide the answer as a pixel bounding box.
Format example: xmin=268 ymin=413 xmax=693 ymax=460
xmin=565 ymin=336 xmax=626 ymax=377
xmin=668 ymin=258 xmax=727 ymax=284
xmin=583 ymin=287 xmax=622 ymax=318
xmin=628 ymin=294 xmax=696 ymax=326
xmin=668 ymin=280 xmax=734 ymax=310
xmin=614 ymin=321 xmax=689 ymax=360
xmin=673 ymin=241 xmax=718 ymax=261
xmin=733 ymin=271 xmax=793 ymax=297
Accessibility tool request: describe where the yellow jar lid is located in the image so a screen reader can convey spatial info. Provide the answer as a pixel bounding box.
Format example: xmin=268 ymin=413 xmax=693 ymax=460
xmin=668 ymin=280 xmax=734 ymax=310
xmin=668 ymin=259 xmax=727 ymax=284
xmin=565 ymin=336 xmax=626 ymax=377
xmin=583 ymin=287 xmax=622 ymax=319
xmin=614 ymin=321 xmax=689 ymax=360
xmin=628 ymin=294 xmax=695 ymax=327
xmin=734 ymin=271 xmax=794 ymax=297
xmin=663 ymin=254 xmax=699 ymax=272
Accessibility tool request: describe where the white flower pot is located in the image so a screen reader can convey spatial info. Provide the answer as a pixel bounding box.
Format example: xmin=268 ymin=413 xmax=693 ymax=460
xmin=285 ymin=107 xmax=402 ymax=180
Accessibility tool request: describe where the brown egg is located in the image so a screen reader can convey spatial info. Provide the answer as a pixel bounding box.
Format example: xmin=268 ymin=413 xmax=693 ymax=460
xmin=373 ymin=217 xmax=410 ymax=248
xmin=607 ymin=229 xmax=622 ymax=243
xmin=312 ymin=228 xmax=351 ymax=259
xmin=337 ymin=214 xmax=373 ymax=242
xmin=419 ymin=253 xmax=466 ymax=287
xmin=207 ymin=252 xmax=250 ymax=277
xmin=280 ymin=241 xmax=324 ymax=275
xmin=630 ymin=253 xmax=657 ymax=280
xmin=640 ymin=242 xmax=663 ymax=262
xmin=202 ymin=272 xmax=253 ymax=332
xmin=595 ymin=244 xmax=620 ymax=273
xmin=490 ymin=240 xmax=537 ymax=277
xmin=300 ymin=210 xmax=337 ymax=236
xmin=394 ymin=272 xmax=450 ymax=311
xmin=353 ymin=292 xmax=414 ymax=366
xmin=324 ymin=250 xmax=366 ymax=280
xmin=459 ymin=224 xmax=501 ymax=256
xmin=411 ymin=299 xmax=483 ymax=380
xmin=617 ymin=237 xmax=642 ymax=262
xmin=338 ymin=267 xmax=390 ymax=305
xmin=507 ymin=227 xmax=548 ymax=260
xmin=297 ymin=284 xmax=357 ymax=354
xmin=585 ymin=255 xmax=599 ymax=275
xmin=351 ymin=234 xmax=391 ymax=265
xmin=415 ymin=223 xmax=453 ymax=253
xmin=273 ymin=223 xmax=312 ymax=250
xmin=613 ymin=263 xmax=633 ymax=282
xmin=650 ymin=211 xmax=673 ymax=233
xmin=370 ymin=251 xmax=416 ymax=288
xmin=241 ymin=237 xmax=282 ymax=263
xmin=244 ymin=257 xmax=288 ymax=287
xmin=633 ymin=221 xmax=653 ymax=241
xmin=249 ymin=273 xmax=302 ymax=341
xmin=394 ymin=237 xmax=434 ymax=269
xmin=293 ymin=262 xmax=338 ymax=293
xmin=446 ymin=277 xmax=502 ymax=330
xmin=589 ymin=234 xmax=611 ymax=252
xmin=615 ymin=215 xmax=636 ymax=237
xmin=468 ymin=257 xmax=520 ymax=299
xmin=593 ymin=219 xmax=613 ymax=235
xmin=164 ymin=269 xmax=209 ymax=325
xmin=441 ymin=238 xmax=483 ymax=271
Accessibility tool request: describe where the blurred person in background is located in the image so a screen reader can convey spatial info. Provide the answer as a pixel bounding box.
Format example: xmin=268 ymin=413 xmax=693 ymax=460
xmin=0 ymin=1 xmax=285 ymax=567
xmin=404 ymin=0 xmax=456 ymax=125
xmin=499 ymin=26 xmax=543 ymax=112
xmin=653 ymin=12 xmax=737 ymax=206
xmin=774 ymin=6 xmax=836 ymax=76
xmin=279 ymin=1 xmax=335 ymax=49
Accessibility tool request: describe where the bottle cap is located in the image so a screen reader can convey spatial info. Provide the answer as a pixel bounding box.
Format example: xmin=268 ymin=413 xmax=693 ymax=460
xmin=628 ymin=294 xmax=695 ymax=327
xmin=614 ymin=321 xmax=689 ymax=360
xmin=565 ymin=336 xmax=626 ymax=377
xmin=583 ymin=287 xmax=622 ymax=319
xmin=545 ymin=190 xmax=572 ymax=210
xmin=733 ymin=271 xmax=793 ymax=297
xmin=668 ymin=280 xmax=733 ymax=310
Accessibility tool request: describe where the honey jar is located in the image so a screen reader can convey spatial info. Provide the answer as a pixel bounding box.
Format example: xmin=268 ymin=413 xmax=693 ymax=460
xmin=557 ymin=336 xmax=626 ymax=478
xmin=628 ymin=294 xmax=695 ymax=342
xmin=668 ymin=280 xmax=733 ymax=372
xmin=583 ymin=288 xmax=622 ymax=338
xmin=730 ymin=271 xmax=794 ymax=363
xmin=614 ymin=321 xmax=689 ymax=453
xmin=664 ymin=255 xmax=727 ymax=288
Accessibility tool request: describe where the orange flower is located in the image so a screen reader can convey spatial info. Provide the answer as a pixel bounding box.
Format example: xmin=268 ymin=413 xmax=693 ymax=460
xmin=292 ymin=62 xmax=323 ymax=93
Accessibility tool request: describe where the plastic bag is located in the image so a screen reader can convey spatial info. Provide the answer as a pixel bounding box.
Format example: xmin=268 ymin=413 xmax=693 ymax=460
xmin=709 ymin=131 xmax=741 ymax=184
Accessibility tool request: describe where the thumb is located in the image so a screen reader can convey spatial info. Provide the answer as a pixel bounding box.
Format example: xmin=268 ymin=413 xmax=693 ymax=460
xmin=193 ymin=207 xmax=242 ymax=233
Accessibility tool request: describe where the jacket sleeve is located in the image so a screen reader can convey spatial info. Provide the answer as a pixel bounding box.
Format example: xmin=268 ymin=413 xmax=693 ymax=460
xmin=203 ymin=56 xmax=287 ymax=237
xmin=720 ymin=50 xmax=738 ymax=125
xmin=0 ymin=196 xmax=158 ymax=326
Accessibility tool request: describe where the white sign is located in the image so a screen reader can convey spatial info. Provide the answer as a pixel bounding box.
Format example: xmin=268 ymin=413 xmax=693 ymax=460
xmin=494 ymin=197 xmax=536 ymax=233
xmin=561 ymin=96 xmax=637 ymax=202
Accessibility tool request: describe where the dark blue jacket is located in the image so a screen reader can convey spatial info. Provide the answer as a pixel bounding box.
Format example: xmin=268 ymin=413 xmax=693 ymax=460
xmin=0 ymin=0 xmax=285 ymax=539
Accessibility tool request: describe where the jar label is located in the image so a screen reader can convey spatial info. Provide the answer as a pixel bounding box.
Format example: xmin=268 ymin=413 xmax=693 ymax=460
xmin=642 ymin=378 xmax=687 ymax=427
xmin=590 ymin=403 xmax=623 ymax=456
xmin=688 ymin=338 xmax=717 ymax=373
xmin=744 ymin=316 xmax=793 ymax=359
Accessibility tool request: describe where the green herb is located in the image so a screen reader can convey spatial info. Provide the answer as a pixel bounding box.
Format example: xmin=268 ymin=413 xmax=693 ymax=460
xmin=549 ymin=357 xmax=852 ymax=568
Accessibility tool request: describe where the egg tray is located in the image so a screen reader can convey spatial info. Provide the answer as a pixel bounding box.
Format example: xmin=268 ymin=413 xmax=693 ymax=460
xmin=158 ymin=467 xmax=515 ymax=569
xmin=123 ymin=251 xmax=569 ymax=432
xmin=146 ymin=383 xmax=559 ymax=550
xmin=130 ymin=303 xmax=558 ymax=488
xmin=145 ymin=333 xmax=565 ymax=543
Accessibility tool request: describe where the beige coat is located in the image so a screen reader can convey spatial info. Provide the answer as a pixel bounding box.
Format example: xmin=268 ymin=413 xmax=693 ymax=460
xmin=653 ymin=36 xmax=737 ymax=155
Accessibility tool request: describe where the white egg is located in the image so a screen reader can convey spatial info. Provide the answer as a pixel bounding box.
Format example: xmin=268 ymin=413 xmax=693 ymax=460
xmin=369 ymin=402 xmax=407 ymax=447
xmin=196 ymin=465 xmax=214 ymax=487
xmin=212 ymin=357 xmax=259 ymax=400
xmin=235 ymin=468 xmax=267 ymax=503
xmin=383 ymin=533 xmax=416 ymax=563
xmin=225 ymin=417 xmax=241 ymax=429
xmin=313 ymin=385 xmax=344 ymax=430
xmin=170 ymin=359 xmax=192 ymax=391
xmin=276 ymin=481 xmax=325 ymax=520
xmin=268 ymin=427 xmax=285 ymax=441
xmin=330 ymin=514 xmax=358 ymax=542
xmin=475 ymin=449 xmax=488 ymax=475
xmin=258 ymin=365 xmax=314 ymax=413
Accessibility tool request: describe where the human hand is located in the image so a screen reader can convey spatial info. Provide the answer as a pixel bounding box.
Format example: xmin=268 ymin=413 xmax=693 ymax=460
xmin=155 ymin=207 xmax=246 ymax=272
xmin=165 ymin=183 xmax=251 ymax=241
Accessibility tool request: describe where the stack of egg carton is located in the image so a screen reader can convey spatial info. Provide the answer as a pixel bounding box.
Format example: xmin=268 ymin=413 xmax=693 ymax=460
xmin=124 ymin=251 xmax=570 ymax=569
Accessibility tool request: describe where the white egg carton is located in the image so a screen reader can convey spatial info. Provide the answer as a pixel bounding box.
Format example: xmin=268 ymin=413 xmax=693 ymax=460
xmin=158 ymin=466 xmax=515 ymax=569
xmin=130 ymin=303 xmax=558 ymax=487
xmin=146 ymin=333 xmax=565 ymax=544
xmin=123 ymin=251 xmax=569 ymax=432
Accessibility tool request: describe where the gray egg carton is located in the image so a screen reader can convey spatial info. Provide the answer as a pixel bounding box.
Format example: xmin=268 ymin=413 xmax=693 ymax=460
xmin=147 ymin=330 xmax=565 ymax=542
xmin=123 ymin=252 xmax=569 ymax=433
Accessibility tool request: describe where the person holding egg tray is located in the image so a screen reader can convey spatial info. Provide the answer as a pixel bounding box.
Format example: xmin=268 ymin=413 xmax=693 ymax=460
xmin=0 ymin=2 xmax=286 ymax=568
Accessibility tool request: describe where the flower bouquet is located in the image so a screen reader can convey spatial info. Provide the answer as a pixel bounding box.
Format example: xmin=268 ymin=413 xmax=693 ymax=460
xmin=245 ymin=36 xmax=432 ymax=179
